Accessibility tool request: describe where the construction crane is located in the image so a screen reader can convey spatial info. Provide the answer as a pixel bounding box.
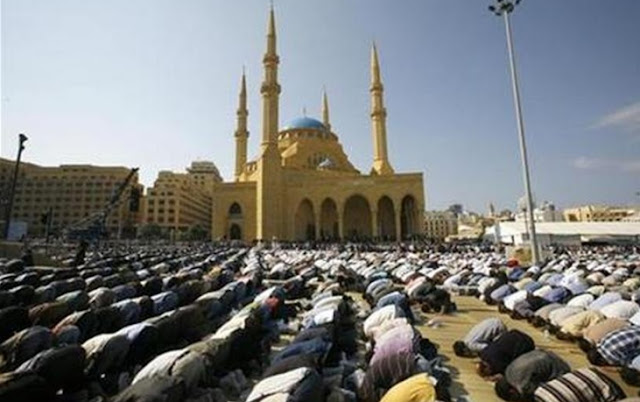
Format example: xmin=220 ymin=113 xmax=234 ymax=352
xmin=64 ymin=167 xmax=139 ymax=242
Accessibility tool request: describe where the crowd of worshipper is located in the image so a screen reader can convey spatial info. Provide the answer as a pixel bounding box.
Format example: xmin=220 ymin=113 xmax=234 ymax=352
xmin=0 ymin=242 xmax=465 ymax=402
xmin=449 ymin=246 xmax=640 ymax=401
xmin=0 ymin=241 xmax=639 ymax=402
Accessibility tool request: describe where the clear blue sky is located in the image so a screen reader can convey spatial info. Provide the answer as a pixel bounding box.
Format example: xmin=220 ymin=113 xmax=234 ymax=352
xmin=2 ymin=0 xmax=639 ymax=212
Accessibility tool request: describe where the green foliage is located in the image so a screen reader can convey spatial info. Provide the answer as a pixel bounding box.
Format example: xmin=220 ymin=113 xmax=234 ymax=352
xmin=139 ymin=223 xmax=164 ymax=240
xmin=185 ymin=224 xmax=208 ymax=241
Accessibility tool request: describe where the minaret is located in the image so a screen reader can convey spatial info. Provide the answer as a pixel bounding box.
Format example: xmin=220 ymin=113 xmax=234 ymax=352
xmin=256 ymin=5 xmax=283 ymax=240
xmin=370 ymin=43 xmax=394 ymax=175
xmin=260 ymin=5 xmax=281 ymax=151
xmin=234 ymin=70 xmax=249 ymax=181
xmin=322 ymin=89 xmax=331 ymax=131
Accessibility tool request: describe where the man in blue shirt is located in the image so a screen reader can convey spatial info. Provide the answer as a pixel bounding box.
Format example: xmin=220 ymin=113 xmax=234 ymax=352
xmin=587 ymin=326 xmax=640 ymax=367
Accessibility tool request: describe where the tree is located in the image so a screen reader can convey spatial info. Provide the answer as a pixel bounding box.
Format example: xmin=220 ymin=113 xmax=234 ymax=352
xmin=139 ymin=223 xmax=163 ymax=240
xmin=183 ymin=224 xmax=208 ymax=242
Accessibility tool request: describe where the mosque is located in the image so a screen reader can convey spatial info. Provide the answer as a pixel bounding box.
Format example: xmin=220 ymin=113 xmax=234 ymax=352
xmin=211 ymin=8 xmax=425 ymax=242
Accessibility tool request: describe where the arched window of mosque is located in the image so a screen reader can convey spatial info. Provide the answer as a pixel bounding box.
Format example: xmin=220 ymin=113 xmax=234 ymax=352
xmin=229 ymin=202 xmax=242 ymax=217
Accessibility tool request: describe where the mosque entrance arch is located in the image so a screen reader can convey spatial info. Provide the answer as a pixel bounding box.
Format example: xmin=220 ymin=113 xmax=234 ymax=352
xmin=229 ymin=224 xmax=242 ymax=240
xmin=401 ymin=195 xmax=418 ymax=239
xmin=227 ymin=202 xmax=243 ymax=240
xmin=343 ymin=195 xmax=372 ymax=240
xmin=320 ymin=198 xmax=339 ymax=240
xmin=377 ymin=196 xmax=396 ymax=240
xmin=294 ymin=199 xmax=316 ymax=241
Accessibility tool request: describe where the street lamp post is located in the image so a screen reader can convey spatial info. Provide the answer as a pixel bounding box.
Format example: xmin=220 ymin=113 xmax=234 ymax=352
xmin=3 ymin=134 xmax=28 ymax=240
xmin=489 ymin=0 xmax=540 ymax=265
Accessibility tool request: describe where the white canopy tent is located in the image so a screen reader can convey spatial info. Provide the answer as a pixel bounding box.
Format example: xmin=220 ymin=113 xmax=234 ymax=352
xmin=485 ymin=221 xmax=640 ymax=246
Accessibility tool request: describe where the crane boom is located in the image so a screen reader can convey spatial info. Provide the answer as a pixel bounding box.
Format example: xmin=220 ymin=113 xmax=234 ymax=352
xmin=65 ymin=167 xmax=139 ymax=241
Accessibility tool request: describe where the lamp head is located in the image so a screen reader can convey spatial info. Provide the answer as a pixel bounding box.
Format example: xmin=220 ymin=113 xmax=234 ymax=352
xmin=489 ymin=0 xmax=521 ymax=14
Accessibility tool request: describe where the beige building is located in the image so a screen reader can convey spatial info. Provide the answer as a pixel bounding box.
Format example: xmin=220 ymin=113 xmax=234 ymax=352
xmin=211 ymin=8 xmax=425 ymax=242
xmin=145 ymin=161 xmax=222 ymax=235
xmin=0 ymin=158 xmax=142 ymax=237
xmin=516 ymin=201 xmax=562 ymax=223
xmin=424 ymin=211 xmax=458 ymax=241
xmin=187 ymin=161 xmax=222 ymax=195
xmin=563 ymin=205 xmax=638 ymax=222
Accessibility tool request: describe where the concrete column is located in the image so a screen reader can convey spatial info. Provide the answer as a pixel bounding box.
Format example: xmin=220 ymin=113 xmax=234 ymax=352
xmin=371 ymin=208 xmax=378 ymax=239
xmin=338 ymin=212 xmax=344 ymax=240
xmin=417 ymin=203 xmax=424 ymax=236
xmin=394 ymin=207 xmax=402 ymax=241
xmin=314 ymin=211 xmax=321 ymax=240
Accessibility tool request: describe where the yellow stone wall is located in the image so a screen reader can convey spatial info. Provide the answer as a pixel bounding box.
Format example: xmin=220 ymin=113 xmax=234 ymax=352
xmin=211 ymin=166 xmax=424 ymax=242
xmin=211 ymin=182 xmax=257 ymax=241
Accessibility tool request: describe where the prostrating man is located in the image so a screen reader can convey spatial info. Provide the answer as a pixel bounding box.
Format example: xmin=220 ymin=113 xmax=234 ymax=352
xmin=477 ymin=330 xmax=535 ymax=378
xmin=587 ymin=326 xmax=640 ymax=367
xmin=578 ymin=318 xmax=629 ymax=352
xmin=380 ymin=373 xmax=437 ymax=402
xmin=533 ymin=367 xmax=625 ymax=402
xmin=556 ymin=309 xmax=606 ymax=341
xmin=359 ymin=351 xmax=421 ymax=402
xmin=420 ymin=288 xmax=456 ymax=315
xmin=494 ymin=349 xmax=570 ymax=401
xmin=453 ymin=318 xmax=507 ymax=358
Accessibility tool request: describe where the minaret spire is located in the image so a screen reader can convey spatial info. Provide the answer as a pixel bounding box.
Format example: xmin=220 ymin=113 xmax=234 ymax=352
xmin=260 ymin=3 xmax=281 ymax=150
xmin=322 ymin=88 xmax=331 ymax=131
xmin=267 ymin=4 xmax=277 ymax=58
xmin=240 ymin=67 xmax=247 ymax=108
xmin=371 ymin=42 xmax=381 ymax=86
xmin=234 ymin=69 xmax=249 ymax=181
xmin=370 ymin=42 xmax=394 ymax=175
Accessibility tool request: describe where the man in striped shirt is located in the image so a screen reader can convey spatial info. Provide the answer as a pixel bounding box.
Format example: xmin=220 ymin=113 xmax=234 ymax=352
xmin=533 ymin=367 xmax=625 ymax=402
xmin=587 ymin=326 xmax=640 ymax=367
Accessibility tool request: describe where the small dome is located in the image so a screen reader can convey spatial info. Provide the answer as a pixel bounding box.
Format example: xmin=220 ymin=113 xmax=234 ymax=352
xmin=282 ymin=116 xmax=326 ymax=131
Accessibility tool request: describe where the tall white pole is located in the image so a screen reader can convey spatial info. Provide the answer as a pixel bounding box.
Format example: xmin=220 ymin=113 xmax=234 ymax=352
xmin=503 ymin=11 xmax=540 ymax=265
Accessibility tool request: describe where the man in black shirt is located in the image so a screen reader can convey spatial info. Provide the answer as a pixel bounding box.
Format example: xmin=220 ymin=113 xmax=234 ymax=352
xmin=477 ymin=329 xmax=535 ymax=378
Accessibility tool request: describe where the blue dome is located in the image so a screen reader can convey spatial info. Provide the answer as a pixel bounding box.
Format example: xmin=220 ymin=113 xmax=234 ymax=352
xmin=282 ymin=116 xmax=326 ymax=131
